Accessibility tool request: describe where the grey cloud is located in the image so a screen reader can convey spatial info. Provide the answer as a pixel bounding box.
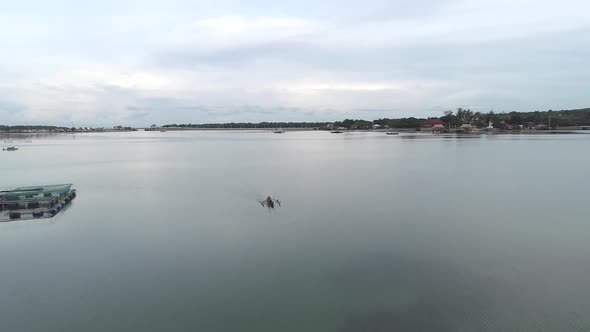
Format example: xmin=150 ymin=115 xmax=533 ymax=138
xmin=157 ymin=24 xmax=590 ymax=78
xmin=126 ymin=102 xmax=304 ymax=116
xmin=0 ymin=101 xmax=26 ymax=116
xmin=122 ymin=99 xmax=385 ymax=124
xmin=126 ymin=111 xmax=151 ymax=119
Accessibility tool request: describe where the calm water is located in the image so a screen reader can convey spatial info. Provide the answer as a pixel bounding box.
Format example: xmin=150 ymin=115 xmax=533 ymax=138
xmin=1 ymin=131 xmax=590 ymax=331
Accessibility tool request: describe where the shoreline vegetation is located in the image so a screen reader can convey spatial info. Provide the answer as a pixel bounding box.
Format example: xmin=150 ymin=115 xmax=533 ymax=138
xmin=0 ymin=125 xmax=136 ymax=134
xmin=159 ymin=108 xmax=590 ymax=132
xmin=2 ymin=108 xmax=590 ymax=134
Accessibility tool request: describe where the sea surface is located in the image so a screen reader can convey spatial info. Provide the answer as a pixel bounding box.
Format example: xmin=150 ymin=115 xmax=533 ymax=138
xmin=1 ymin=130 xmax=590 ymax=331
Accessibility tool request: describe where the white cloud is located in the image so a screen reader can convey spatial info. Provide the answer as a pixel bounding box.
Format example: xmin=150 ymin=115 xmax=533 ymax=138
xmin=191 ymin=16 xmax=317 ymax=45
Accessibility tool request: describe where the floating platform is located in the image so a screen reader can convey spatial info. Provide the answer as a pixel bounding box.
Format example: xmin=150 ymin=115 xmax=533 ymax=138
xmin=0 ymin=184 xmax=76 ymax=222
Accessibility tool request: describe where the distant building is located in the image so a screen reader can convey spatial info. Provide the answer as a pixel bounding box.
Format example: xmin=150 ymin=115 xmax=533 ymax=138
xmin=422 ymin=119 xmax=444 ymax=127
xmin=432 ymin=124 xmax=446 ymax=132
xmin=460 ymin=124 xmax=474 ymax=130
xmin=372 ymin=124 xmax=382 ymax=129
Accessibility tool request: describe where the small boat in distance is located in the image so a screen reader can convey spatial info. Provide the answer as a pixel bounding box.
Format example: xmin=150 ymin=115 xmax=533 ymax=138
xmin=385 ymin=132 xmax=399 ymax=135
xmin=2 ymin=147 xmax=18 ymax=151
xmin=273 ymin=128 xmax=285 ymax=133
xmin=259 ymin=196 xmax=281 ymax=208
xmin=330 ymin=130 xmax=343 ymax=133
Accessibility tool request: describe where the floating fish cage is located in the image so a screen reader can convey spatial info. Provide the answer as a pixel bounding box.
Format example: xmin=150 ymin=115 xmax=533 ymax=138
xmin=0 ymin=184 xmax=76 ymax=222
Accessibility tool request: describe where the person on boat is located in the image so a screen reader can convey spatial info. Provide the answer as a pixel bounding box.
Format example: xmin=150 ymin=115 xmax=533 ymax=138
xmin=265 ymin=196 xmax=274 ymax=208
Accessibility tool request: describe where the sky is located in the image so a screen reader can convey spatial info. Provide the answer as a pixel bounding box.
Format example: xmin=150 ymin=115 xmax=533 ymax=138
xmin=0 ymin=0 xmax=589 ymax=126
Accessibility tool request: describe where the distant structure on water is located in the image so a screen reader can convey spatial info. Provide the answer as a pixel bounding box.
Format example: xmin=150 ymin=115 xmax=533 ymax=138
xmin=0 ymin=184 xmax=76 ymax=222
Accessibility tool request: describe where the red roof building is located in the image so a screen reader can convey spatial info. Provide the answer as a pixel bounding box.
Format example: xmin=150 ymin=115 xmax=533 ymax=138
xmin=422 ymin=119 xmax=445 ymax=127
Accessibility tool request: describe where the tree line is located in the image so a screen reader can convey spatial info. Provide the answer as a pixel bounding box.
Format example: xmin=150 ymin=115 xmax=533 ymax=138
xmin=3 ymin=108 xmax=589 ymax=131
xmin=161 ymin=122 xmax=331 ymax=129
xmin=439 ymin=108 xmax=590 ymax=129
xmin=0 ymin=125 xmax=67 ymax=131
xmin=163 ymin=108 xmax=590 ymax=129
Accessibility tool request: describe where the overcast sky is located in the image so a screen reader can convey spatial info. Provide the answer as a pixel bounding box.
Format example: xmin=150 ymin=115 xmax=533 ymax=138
xmin=1 ymin=0 xmax=589 ymax=126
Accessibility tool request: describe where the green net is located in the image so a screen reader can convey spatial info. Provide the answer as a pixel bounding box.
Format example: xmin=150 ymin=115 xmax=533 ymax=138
xmin=0 ymin=184 xmax=72 ymax=200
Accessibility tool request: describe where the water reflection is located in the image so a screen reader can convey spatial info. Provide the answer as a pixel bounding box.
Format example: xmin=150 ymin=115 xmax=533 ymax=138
xmin=331 ymin=253 xmax=499 ymax=331
xmin=1 ymin=131 xmax=590 ymax=331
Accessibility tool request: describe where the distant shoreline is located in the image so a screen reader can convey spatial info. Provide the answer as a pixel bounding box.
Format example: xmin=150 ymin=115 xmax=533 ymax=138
xmin=2 ymin=127 xmax=589 ymax=135
xmin=3 ymin=107 xmax=590 ymax=134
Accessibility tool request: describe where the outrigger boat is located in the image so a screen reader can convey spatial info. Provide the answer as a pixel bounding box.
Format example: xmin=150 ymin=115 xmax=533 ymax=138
xmin=259 ymin=196 xmax=281 ymax=208
xmin=2 ymin=147 xmax=18 ymax=151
